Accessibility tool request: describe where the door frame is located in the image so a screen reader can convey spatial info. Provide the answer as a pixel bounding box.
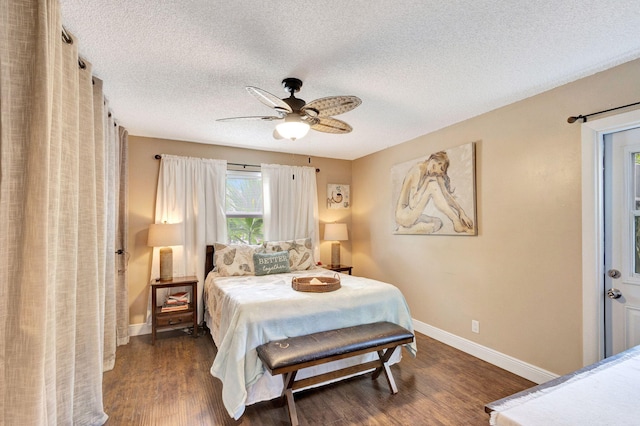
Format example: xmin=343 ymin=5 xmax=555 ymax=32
xmin=582 ymin=109 xmax=640 ymax=366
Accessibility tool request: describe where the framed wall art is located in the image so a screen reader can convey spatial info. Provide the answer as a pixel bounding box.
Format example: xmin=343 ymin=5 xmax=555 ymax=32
xmin=390 ymin=142 xmax=476 ymax=236
xmin=327 ymin=184 xmax=350 ymax=209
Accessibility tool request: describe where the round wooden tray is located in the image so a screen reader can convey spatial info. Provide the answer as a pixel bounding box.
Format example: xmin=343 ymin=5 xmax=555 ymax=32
xmin=292 ymin=275 xmax=341 ymax=292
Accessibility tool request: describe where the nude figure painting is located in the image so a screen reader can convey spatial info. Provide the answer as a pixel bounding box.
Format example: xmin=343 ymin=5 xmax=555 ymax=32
xmin=391 ymin=142 xmax=476 ymax=235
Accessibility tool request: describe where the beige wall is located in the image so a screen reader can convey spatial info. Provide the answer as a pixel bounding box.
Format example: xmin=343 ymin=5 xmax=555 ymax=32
xmin=352 ymin=58 xmax=640 ymax=376
xmin=127 ymin=137 xmax=352 ymax=324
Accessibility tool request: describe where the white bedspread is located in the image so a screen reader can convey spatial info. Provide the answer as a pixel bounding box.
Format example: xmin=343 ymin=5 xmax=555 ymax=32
xmin=204 ymin=268 xmax=416 ymax=419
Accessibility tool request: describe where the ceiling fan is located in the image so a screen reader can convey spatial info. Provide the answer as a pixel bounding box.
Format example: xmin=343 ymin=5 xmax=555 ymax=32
xmin=217 ymin=78 xmax=361 ymax=141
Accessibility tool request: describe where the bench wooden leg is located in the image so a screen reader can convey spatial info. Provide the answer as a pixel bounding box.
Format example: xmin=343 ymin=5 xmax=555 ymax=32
xmin=371 ymin=346 xmax=399 ymax=394
xmin=282 ymin=371 xmax=299 ymax=426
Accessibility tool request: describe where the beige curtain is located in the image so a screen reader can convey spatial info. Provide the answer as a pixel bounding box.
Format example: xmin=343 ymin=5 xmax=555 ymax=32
xmin=99 ymin=81 xmax=130 ymax=368
xmin=116 ymin=127 xmax=130 ymax=347
xmin=0 ymin=1 xmax=126 ymax=423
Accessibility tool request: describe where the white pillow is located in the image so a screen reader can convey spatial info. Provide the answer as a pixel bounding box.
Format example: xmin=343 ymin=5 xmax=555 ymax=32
xmin=262 ymin=238 xmax=315 ymax=271
xmin=213 ymin=243 xmax=262 ymax=276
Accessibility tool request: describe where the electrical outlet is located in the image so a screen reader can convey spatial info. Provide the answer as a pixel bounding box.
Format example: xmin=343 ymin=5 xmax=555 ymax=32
xmin=472 ymin=320 xmax=480 ymax=333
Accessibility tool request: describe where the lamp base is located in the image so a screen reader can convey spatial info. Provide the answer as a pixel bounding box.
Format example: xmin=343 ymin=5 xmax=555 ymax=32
xmin=330 ymin=242 xmax=341 ymax=267
xmin=159 ymin=247 xmax=173 ymax=281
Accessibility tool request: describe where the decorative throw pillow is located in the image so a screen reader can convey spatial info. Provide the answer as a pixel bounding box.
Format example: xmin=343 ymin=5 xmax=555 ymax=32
xmin=253 ymin=251 xmax=291 ymax=276
xmin=262 ymin=238 xmax=315 ymax=271
xmin=213 ymin=243 xmax=262 ymax=276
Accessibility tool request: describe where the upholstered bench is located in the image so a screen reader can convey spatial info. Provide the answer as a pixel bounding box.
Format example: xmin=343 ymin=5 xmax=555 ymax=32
xmin=256 ymin=321 xmax=414 ymax=425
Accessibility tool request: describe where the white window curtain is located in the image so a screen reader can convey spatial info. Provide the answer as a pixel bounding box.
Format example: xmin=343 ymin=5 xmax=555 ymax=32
xmin=0 ymin=1 xmax=125 ymax=424
xmin=261 ymin=164 xmax=320 ymax=260
xmin=151 ymin=155 xmax=227 ymax=323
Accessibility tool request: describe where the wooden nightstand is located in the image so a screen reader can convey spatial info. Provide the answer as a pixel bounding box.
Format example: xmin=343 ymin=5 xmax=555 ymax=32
xmin=151 ymin=276 xmax=198 ymax=345
xmin=323 ymin=264 xmax=353 ymax=275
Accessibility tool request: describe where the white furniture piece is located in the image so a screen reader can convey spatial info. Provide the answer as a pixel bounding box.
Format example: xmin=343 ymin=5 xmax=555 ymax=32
xmin=486 ymin=345 xmax=640 ymax=425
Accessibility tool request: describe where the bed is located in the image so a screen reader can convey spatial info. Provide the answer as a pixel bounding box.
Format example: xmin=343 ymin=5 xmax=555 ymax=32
xmin=485 ymin=344 xmax=640 ymax=425
xmin=202 ymin=240 xmax=417 ymax=420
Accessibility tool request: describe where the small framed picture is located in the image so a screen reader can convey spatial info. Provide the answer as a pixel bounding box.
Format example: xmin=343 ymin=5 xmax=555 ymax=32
xmin=327 ymin=184 xmax=350 ymax=209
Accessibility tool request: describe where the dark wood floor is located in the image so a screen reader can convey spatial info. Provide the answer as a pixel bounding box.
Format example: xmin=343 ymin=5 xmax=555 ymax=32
xmin=103 ymin=327 xmax=534 ymax=425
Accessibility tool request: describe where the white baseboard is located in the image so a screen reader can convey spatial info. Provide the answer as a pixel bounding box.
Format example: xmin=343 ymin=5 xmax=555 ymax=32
xmin=129 ymin=322 xmax=151 ymax=337
xmin=412 ymin=318 xmax=557 ymax=384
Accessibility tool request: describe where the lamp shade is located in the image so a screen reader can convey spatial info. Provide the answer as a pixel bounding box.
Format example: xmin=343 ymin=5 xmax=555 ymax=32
xmin=276 ymin=113 xmax=310 ymax=140
xmin=324 ymin=223 xmax=348 ymax=241
xmin=147 ymin=223 xmax=183 ymax=247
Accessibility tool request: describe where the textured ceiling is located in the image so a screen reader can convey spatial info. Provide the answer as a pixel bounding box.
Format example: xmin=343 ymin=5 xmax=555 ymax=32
xmin=59 ymin=1 xmax=640 ymax=160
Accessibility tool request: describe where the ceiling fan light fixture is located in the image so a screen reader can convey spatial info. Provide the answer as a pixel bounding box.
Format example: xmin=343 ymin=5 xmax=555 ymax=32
xmin=218 ymin=79 xmax=361 ymax=138
xmin=275 ymin=113 xmax=310 ymax=141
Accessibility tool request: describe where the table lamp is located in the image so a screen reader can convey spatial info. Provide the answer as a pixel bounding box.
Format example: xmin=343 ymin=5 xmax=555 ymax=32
xmin=324 ymin=223 xmax=348 ymax=267
xmin=148 ymin=222 xmax=183 ymax=281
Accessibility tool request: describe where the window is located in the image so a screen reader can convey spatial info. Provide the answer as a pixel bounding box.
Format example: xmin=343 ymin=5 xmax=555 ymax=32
xmin=225 ymin=170 xmax=263 ymax=244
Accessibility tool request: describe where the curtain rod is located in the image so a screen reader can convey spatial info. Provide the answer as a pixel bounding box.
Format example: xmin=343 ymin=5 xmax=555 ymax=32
xmin=567 ymin=101 xmax=640 ymax=123
xmin=154 ymin=155 xmax=320 ymax=172
xmin=229 ymin=162 xmax=260 ymax=168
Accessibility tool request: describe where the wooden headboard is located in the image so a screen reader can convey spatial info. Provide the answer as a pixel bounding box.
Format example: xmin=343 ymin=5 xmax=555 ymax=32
xmin=205 ymin=245 xmax=214 ymax=278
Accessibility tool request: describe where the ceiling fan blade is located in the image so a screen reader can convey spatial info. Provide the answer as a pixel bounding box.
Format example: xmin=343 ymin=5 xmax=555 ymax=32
xmin=246 ymin=86 xmax=293 ymax=113
xmin=216 ymin=115 xmax=282 ymax=122
xmin=302 ymin=96 xmax=361 ymax=117
xmin=311 ymin=117 xmax=353 ymax=134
